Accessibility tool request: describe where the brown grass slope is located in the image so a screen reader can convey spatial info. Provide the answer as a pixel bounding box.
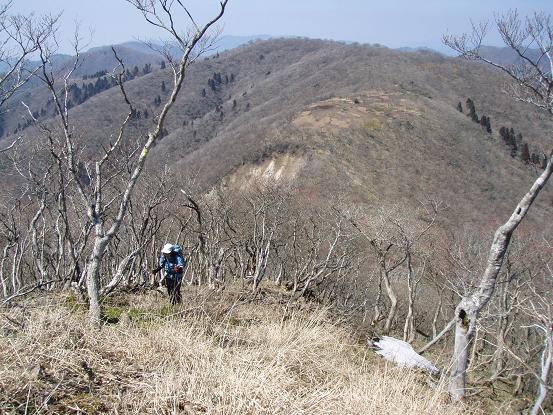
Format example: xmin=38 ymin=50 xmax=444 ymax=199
xmin=0 ymin=288 xmax=485 ymax=414
xmin=3 ymin=38 xmax=553 ymax=228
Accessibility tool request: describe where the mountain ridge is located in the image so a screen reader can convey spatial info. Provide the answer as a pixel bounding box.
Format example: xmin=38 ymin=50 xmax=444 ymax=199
xmin=1 ymin=38 xmax=551 ymax=230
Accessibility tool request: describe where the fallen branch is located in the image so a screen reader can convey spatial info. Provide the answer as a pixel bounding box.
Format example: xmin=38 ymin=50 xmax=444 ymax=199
xmin=1 ymin=280 xmax=58 ymax=307
xmin=418 ymin=319 xmax=455 ymax=355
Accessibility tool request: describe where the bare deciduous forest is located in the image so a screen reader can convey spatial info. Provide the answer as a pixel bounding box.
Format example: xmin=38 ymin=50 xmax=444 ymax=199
xmin=0 ymin=1 xmax=552 ymax=414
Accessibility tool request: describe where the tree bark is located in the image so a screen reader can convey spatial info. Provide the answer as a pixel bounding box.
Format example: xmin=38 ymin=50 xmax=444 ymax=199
xmin=86 ymin=237 xmax=108 ymax=326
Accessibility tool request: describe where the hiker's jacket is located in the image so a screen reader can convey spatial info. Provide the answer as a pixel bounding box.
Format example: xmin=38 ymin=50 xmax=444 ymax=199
xmin=159 ymin=252 xmax=185 ymax=277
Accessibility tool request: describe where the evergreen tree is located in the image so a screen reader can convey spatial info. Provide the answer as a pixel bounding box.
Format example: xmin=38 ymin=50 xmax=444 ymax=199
xmin=457 ymin=101 xmax=463 ymax=112
xmin=510 ymin=138 xmax=518 ymax=158
xmin=160 ymin=60 xmax=166 ymax=69
xmin=499 ymin=126 xmax=518 ymax=157
xmin=465 ymin=98 xmax=478 ymax=122
xmin=480 ymin=115 xmax=491 ymax=134
xmin=499 ymin=126 xmax=509 ymax=144
xmin=161 ymin=81 xmax=166 ymax=93
xmin=519 ymin=142 xmax=530 ymax=163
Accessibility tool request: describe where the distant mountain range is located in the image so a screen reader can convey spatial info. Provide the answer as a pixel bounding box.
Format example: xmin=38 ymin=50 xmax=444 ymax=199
xmin=1 ymin=38 xmax=551 ymax=230
xmin=0 ymin=35 xmax=275 ymax=78
xmin=395 ymin=46 xmax=442 ymax=54
xmin=4 ymin=35 xmax=531 ymax=80
xmin=121 ymin=34 xmax=274 ymax=60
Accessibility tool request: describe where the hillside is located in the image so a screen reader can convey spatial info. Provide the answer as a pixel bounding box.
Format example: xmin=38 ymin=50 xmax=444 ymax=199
xmin=1 ymin=38 xmax=552 ymax=228
xmin=0 ymin=38 xmax=551 ymax=414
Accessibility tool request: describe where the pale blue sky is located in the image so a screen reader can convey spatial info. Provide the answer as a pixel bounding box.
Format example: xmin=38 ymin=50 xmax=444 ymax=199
xmin=11 ymin=0 xmax=553 ymax=53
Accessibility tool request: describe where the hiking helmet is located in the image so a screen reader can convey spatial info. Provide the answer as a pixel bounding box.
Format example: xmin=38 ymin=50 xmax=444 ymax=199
xmin=161 ymin=243 xmax=173 ymax=254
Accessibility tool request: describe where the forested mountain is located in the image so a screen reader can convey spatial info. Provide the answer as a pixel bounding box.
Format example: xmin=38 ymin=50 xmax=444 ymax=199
xmin=2 ymin=38 xmax=550 ymax=228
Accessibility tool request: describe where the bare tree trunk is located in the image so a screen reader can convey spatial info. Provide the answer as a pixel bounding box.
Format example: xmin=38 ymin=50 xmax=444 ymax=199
xmin=382 ymin=268 xmax=397 ymax=335
xmin=11 ymin=242 xmax=20 ymax=293
xmin=531 ymin=331 xmax=552 ymax=415
xmin=467 ymin=325 xmax=481 ymax=372
xmin=274 ymin=263 xmax=283 ymax=286
xmin=419 ymin=319 xmax=455 ymax=354
xmin=530 ymin=327 xmax=552 ymax=415
xmin=371 ymin=274 xmax=383 ymax=327
xmin=491 ymin=279 xmax=510 ymax=381
xmin=432 ymin=287 xmax=445 ymax=338
xmin=449 ymin=154 xmax=553 ymax=401
xmin=29 ymin=197 xmax=47 ymax=283
xmin=403 ymin=252 xmax=421 ymax=343
xmin=86 ymin=236 xmax=109 ymax=326
xmin=0 ymin=243 xmax=12 ymax=297
xmin=101 ymin=247 xmax=141 ymax=296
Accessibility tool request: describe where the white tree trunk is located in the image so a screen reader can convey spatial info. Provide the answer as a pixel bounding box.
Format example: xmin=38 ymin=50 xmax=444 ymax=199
xmin=530 ymin=330 xmax=552 ymax=415
xmin=86 ymin=237 xmax=109 ymax=326
xmin=382 ymin=268 xmax=397 ymax=334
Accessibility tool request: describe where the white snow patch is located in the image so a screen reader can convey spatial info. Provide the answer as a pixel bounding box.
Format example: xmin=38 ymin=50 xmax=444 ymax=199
xmin=370 ymin=336 xmax=439 ymax=375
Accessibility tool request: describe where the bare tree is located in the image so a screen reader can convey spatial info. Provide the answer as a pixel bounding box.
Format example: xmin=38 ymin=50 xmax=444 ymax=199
xmin=349 ymin=202 xmax=439 ymax=336
xmin=444 ymin=10 xmax=553 ymax=116
xmin=447 ymin=160 xmax=552 ymax=400
xmin=27 ymin=0 xmax=228 ymax=326
xmin=444 ymin=10 xmax=553 ymax=401
xmin=0 ymin=2 xmax=59 ymax=152
xmin=493 ymin=241 xmax=553 ymax=415
xmin=524 ymin=264 xmax=553 ymax=415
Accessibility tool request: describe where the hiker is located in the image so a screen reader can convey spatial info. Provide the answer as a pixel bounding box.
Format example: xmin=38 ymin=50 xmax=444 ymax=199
xmin=152 ymin=243 xmax=186 ymax=305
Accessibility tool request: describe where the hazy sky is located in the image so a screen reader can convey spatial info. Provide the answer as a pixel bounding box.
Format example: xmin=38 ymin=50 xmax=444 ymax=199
xmin=11 ymin=0 xmax=553 ymax=54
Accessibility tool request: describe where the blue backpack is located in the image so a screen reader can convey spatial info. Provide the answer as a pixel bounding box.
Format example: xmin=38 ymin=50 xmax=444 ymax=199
xmin=161 ymin=244 xmax=186 ymax=275
xmin=172 ymin=244 xmax=183 ymax=256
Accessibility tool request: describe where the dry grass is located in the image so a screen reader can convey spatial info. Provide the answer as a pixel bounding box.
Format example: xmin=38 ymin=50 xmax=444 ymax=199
xmin=1 ymin=287 xmax=482 ymax=414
